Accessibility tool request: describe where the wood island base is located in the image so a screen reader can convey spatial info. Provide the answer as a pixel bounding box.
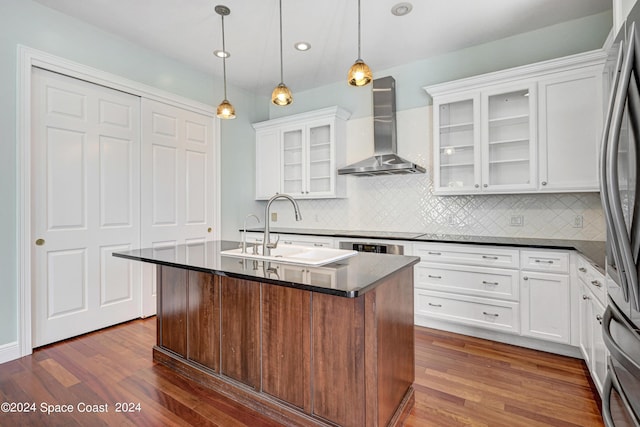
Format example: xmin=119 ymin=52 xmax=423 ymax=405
xmin=153 ymin=263 xmax=415 ymax=427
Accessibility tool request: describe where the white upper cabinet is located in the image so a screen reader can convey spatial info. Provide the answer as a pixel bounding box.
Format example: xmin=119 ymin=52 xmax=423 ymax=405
xmin=426 ymin=50 xmax=606 ymax=195
xmin=537 ymin=67 xmax=603 ymax=192
xmin=482 ymin=83 xmax=537 ymax=192
xmin=253 ymin=106 xmax=350 ymax=200
xmin=433 ymin=93 xmax=481 ymax=193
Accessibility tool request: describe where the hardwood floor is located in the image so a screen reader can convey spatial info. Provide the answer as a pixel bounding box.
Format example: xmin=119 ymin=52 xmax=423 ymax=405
xmin=0 ymin=318 xmax=603 ymax=426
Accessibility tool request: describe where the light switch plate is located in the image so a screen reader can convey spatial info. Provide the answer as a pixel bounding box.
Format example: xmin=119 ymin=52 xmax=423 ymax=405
xmin=510 ymin=215 xmax=524 ymax=227
xmin=271 ymin=212 xmax=277 ymax=222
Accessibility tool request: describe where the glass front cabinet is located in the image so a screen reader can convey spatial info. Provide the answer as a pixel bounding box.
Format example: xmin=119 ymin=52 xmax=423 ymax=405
xmin=427 ymin=50 xmax=605 ymax=196
xmin=433 ymin=83 xmax=536 ymax=194
xmin=254 ymin=106 xmax=350 ymax=200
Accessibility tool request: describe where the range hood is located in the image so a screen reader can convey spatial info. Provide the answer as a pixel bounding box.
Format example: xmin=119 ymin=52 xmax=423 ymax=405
xmin=338 ymin=76 xmax=425 ymax=176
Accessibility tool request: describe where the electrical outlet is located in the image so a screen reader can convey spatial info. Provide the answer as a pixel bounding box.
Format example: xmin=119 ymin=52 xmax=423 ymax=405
xmin=573 ymin=215 xmax=583 ymax=228
xmin=271 ymin=212 xmax=277 ymax=222
xmin=510 ymin=215 xmax=524 ymax=227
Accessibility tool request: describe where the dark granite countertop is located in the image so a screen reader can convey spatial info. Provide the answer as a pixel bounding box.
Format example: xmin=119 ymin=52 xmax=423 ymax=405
xmin=113 ymin=240 xmax=420 ymax=298
xmin=245 ymin=227 xmax=606 ymax=273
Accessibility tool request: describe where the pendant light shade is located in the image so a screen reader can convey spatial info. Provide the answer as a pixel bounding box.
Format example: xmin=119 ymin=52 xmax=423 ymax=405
xmin=348 ymin=0 xmax=372 ymax=87
xmin=215 ymin=5 xmax=236 ymax=119
xmin=272 ymin=0 xmax=293 ymax=106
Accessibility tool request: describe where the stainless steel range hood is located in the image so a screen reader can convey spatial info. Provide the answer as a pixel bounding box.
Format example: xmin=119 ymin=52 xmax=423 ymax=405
xmin=338 ymin=76 xmax=425 ymax=176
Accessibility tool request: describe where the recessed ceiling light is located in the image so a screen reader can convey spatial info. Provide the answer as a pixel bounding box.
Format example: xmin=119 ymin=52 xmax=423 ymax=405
xmin=294 ymin=42 xmax=311 ymax=51
xmin=213 ymin=49 xmax=230 ymax=58
xmin=391 ymin=2 xmax=413 ymax=16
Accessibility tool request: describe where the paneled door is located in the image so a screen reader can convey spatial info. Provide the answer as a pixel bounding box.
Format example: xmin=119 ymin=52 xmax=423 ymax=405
xmin=140 ymin=99 xmax=215 ymax=316
xmin=31 ymin=68 xmax=141 ymax=347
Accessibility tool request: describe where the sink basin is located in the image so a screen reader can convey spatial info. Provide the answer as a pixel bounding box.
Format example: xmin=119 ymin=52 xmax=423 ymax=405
xmin=221 ymin=245 xmax=358 ymax=266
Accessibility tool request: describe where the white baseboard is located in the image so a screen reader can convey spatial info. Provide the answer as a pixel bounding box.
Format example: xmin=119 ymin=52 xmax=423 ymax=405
xmin=0 ymin=341 xmax=21 ymax=364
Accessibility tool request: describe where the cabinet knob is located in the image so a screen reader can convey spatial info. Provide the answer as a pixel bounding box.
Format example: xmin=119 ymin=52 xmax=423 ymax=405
xmin=207 ymin=227 xmax=212 ymax=233
xmin=582 ymin=294 xmax=590 ymax=300
xmin=596 ymin=314 xmax=603 ymax=324
xmin=35 ymin=238 xmax=45 ymax=246
xmin=483 ymin=184 xmax=488 ymax=188
xmin=523 ymin=276 xmax=529 ymax=281
xmin=541 ymin=181 xmax=547 ymax=186
xmin=475 ymin=184 xmax=479 ymax=188
xmin=578 ymin=267 xmax=587 ymax=273
xmin=591 ymin=280 xmax=603 ymax=288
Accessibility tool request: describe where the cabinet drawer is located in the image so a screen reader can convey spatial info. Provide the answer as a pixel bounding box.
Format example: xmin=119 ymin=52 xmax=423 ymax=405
xmin=415 ymin=263 xmax=519 ymax=301
xmin=415 ymin=289 xmax=520 ymax=334
xmin=576 ymin=256 xmax=606 ymax=304
xmin=414 ymin=243 xmax=519 ymax=269
xmin=520 ymin=250 xmax=569 ymax=273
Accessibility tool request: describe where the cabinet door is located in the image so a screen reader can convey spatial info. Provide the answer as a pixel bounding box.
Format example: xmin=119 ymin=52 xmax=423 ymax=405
xmin=591 ymin=295 xmax=607 ymax=394
xmin=281 ymin=125 xmax=306 ymax=196
xmin=521 ymin=271 xmax=570 ymax=343
xmin=578 ymin=283 xmax=594 ymax=366
xmin=538 ymin=69 xmax=602 ymax=192
xmin=220 ymin=277 xmax=261 ymax=389
xmin=262 ymin=285 xmax=312 ymax=412
xmin=481 ymin=83 xmax=537 ymax=192
xmin=255 ymin=128 xmax=281 ymax=199
xmin=433 ymin=93 xmax=482 ymax=194
xmin=306 ymin=119 xmax=335 ymax=197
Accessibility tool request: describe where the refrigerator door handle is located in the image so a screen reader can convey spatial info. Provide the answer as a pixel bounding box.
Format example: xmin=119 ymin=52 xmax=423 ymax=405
xmin=602 ymin=304 xmax=640 ymax=379
xmin=607 ymin=23 xmax=638 ymax=306
xmin=602 ymin=356 xmax=640 ymax=427
xmin=601 ymin=41 xmax=630 ymax=303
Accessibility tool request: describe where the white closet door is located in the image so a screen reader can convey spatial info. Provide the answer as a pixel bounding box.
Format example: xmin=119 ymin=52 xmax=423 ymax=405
xmin=141 ymin=99 xmax=215 ymax=316
xmin=31 ymin=68 xmax=141 ymax=347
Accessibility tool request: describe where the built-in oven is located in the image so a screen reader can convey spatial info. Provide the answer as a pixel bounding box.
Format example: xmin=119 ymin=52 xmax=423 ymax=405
xmin=339 ymin=241 xmax=404 ymax=255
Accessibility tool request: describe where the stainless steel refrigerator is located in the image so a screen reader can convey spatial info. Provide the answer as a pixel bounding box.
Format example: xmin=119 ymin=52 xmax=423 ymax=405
xmin=600 ymin=4 xmax=640 ymax=426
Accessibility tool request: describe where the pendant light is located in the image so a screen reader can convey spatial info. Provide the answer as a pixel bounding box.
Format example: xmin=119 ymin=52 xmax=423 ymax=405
xmin=271 ymin=0 xmax=293 ymax=106
xmin=215 ymin=5 xmax=236 ymax=119
xmin=347 ymin=0 xmax=372 ymax=87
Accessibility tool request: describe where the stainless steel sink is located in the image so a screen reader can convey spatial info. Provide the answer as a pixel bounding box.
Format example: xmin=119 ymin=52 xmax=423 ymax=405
xmin=221 ymin=245 xmax=357 ymax=266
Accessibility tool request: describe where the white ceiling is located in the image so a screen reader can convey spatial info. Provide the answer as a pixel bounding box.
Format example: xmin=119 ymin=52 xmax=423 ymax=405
xmin=34 ymin=0 xmax=611 ymax=98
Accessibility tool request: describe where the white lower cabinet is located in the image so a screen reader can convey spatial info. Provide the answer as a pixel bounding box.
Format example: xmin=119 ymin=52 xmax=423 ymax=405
xmin=415 ymin=289 xmax=520 ymax=334
xmin=415 ymin=243 xmax=576 ymax=350
xmin=577 ymin=255 xmax=608 ymax=395
xmin=520 ymin=271 xmax=571 ymax=344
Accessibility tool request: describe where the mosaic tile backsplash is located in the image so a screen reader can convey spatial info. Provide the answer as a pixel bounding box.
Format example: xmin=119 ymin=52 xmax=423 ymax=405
xmin=267 ymin=107 xmax=606 ymax=241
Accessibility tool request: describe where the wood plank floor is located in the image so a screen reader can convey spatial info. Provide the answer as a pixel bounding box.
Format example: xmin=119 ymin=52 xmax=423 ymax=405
xmin=0 ymin=318 xmax=603 ymax=426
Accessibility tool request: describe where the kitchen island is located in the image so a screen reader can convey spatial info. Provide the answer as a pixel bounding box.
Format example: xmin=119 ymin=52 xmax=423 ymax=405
xmin=114 ymin=240 xmax=419 ymax=427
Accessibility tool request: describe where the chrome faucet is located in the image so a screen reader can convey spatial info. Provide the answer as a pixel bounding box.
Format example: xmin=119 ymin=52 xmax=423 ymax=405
xmin=242 ymin=214 xmax=260 ymax=253
xmin=263 ymin=194 xmax=302 ymax=256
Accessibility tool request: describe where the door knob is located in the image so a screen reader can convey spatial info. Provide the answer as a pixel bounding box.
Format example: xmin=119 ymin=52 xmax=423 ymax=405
xmin=35 ymin=238 xmax=45 ymax=246
xmin=207 ymin=227 xmax=212 ymax=233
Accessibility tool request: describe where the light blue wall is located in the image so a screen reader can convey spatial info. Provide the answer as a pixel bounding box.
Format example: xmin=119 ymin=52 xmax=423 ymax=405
xmin=268 ymin=10 xmax=613 ymax=120
xmin=0 ymin=0 xmax=264 ymax=347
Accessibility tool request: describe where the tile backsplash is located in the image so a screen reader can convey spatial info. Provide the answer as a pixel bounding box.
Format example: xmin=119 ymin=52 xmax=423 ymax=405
xmin=265 ymin=106 xmax=605 ymax=241
xmin=271 ymin=173 xmax=605 ymax=241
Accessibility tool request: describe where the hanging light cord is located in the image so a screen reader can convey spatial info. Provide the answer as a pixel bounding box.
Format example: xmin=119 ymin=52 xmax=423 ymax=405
xmin=357 ymin=0 xmax=362 ymax=61
xmin=278 ymin=0 xmax=284 ymax=84
xmin=221 ymin=13 xmax=228 ymax=100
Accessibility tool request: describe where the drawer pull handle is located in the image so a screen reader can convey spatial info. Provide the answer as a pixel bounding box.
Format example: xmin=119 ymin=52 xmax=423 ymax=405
xmin=534 ymin=259 xmax=554 ymax=264
xmin=596 ymin=314 xmax=603 ymax=324
xmin=428 ymin=251 xmax=442 ymax=255
xmin=591 ymin=280 xmax=603 ymax=288
xmin=283 ymin=241 xmax=293 ymax=245
xmin=582 ymin=294 xmax=591 ymax=300
xmin=428 ymin=275 xmax=442 ymax=279
xmin=482 ymin=255 xmax=498 ymax=260
xmin=428 ymin=303 xmax=442 ymax=308
xmin=482 ymin=281 xmax=499 ymax=286
xmin=578 ymin=267 xmax=587 ymax=273
xmin=483 ymin=312 xmax=499 ymax=317
xmin=313 ymin=243 xmax=324 ymax=247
